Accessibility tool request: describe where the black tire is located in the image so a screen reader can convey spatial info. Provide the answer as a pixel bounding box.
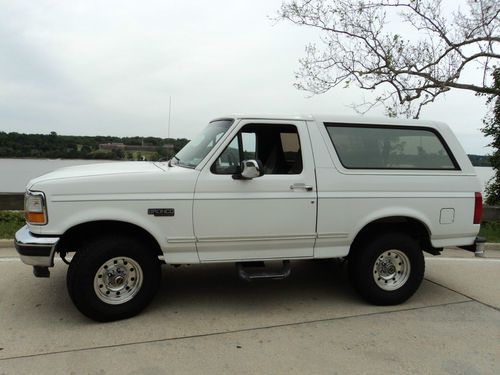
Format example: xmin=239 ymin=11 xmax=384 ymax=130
xmin=67 ymin=235 xmax=161 ymax=322
xmin=348 ymin=232 xmax=425 ymax=305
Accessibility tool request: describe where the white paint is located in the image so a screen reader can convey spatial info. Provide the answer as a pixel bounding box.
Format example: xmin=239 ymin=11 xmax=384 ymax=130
xmin=193 ymin=119 xmax=317 ymax=261
xmin=17 ymin=115 xmax=482 ymax=267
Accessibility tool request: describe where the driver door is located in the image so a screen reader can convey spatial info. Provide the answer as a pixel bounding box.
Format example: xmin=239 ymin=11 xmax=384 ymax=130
xmin=193 ymin=119 xmax=317 ymax=261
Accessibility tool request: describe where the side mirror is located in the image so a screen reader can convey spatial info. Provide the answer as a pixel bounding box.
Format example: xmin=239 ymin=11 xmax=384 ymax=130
xmin=233 ymin=160 xmax=264 ymax=180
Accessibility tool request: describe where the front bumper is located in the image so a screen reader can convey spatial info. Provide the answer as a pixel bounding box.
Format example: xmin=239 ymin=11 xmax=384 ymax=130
xmin=14 ymin=225 xmax=60 ymax=267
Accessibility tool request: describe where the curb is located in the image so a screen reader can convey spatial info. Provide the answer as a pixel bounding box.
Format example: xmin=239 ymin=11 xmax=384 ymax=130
xmin=484 ymin=243 xmax=500 ymax=251
xmin=0 ymin=239 xmax=13 ymax=248
xmin=0 ymin=239 xmax=14 ymax=249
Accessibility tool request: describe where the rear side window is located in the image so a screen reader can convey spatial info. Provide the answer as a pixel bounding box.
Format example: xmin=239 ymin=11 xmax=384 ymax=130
xmin=325 ymin=124 xmax=459 ymax=170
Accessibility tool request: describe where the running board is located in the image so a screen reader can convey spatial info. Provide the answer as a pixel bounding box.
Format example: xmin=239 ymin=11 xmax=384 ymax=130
xmin=33 ymin=266 xmax=50 ymax=278
xmin=236 ymin=260 xmax=291 ymax=281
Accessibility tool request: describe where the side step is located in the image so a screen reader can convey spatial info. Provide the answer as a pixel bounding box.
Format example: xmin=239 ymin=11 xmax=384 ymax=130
xmin=33 ymin=266 xmax=50 ymax=278
xmin=236 ymin=260 xmax=291 ymax=281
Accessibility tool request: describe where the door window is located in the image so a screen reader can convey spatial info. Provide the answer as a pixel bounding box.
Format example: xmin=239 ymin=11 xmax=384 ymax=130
xmin=212 ymin=124 xmax=302 ymax=175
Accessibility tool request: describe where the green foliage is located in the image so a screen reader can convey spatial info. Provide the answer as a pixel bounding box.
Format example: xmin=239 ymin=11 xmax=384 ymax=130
xmin=0 ymin=132 xmax=189 ymax=161
xmin=482 ymin=69 xmax=500 ymax=206
xmin=0 ymin=211 xmax=25 ymax=239
xmin=479 ymin=221 xmax=500 ymax=242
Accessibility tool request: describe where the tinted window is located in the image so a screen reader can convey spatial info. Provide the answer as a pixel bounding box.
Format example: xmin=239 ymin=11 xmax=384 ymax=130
xmin=325 ymin=124 xmax=458 ymax=170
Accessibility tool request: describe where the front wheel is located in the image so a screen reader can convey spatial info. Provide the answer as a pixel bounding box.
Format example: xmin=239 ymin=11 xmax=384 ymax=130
xmin=348 ymin=233 xmax=425 ymax=305
xmin=67 ymin=236 xmax=161 ymax=322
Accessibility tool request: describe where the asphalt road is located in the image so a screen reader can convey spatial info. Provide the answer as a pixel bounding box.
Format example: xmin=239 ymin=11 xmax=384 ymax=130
xmin=0 ymin=248 xmax=499 ymax=375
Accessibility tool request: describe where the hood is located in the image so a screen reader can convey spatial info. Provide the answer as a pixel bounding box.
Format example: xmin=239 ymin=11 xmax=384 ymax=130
xmin=26 ymin=161 xmax=199 ymax=198
xmin=27 ymin=162 xmax=163 ymax=189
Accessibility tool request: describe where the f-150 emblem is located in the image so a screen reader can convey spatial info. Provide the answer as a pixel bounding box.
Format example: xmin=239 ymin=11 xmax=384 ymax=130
xmin=148 ymin=208 xmax=175 ymax=217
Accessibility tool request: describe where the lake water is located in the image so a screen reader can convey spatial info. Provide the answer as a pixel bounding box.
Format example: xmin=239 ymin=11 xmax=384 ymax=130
xmin=0 ymin=158 xmax=496 ymax=195
xmin=475 ymin=166 xmax=495 ymax=194
xmin=0 ymin=158 xmax=120 ymax=192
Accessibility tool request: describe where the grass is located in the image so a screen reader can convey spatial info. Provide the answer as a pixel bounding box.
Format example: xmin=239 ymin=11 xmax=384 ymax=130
xmin=0 ymin=211 xmax=25 ymax=239
xmin=479 ymin=221 xmax=500 ymax=243
xmin=0 ymin=209 xmax=498 ymax=242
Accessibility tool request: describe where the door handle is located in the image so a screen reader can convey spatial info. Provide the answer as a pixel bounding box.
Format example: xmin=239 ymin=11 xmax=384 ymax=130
xmin=290 ymin=183 xmax=313 ymax=191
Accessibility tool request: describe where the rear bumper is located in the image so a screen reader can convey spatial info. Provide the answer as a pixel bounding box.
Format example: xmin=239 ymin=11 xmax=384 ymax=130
xmin=458 ymin=236 xmax=486 ymax=258
xmin=14 ymin=225 xmax=60 ymax=267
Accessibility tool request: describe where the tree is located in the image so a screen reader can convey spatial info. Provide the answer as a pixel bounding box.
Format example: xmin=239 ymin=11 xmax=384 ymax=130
xmin=278 ymin=0 xmax=499 ymax=116
xmin=482 ymin=68 xmax=500 ymax=205
xmin=278 ymin=0 xmax=500 ymax=202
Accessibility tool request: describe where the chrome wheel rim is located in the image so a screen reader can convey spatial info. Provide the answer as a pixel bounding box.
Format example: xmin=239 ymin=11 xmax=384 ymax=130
xmin=94 ymin=257 xmax=143 ymax=305
xmin=373 ymin=250 xmax=410 ymax=291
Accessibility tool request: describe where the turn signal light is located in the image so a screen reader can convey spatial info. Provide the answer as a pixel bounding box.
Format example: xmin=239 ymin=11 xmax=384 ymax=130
xmin=24 ymin=191 xmax=48 ymax=225
xmin=25 ymin=211 xmax=47 ymax=224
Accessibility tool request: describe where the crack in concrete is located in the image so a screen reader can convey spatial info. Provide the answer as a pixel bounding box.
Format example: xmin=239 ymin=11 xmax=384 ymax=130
xmin=424 ymin=278 xmax=500 ymax=313
xmin=0 ymin=299 xmax=472 ymax=362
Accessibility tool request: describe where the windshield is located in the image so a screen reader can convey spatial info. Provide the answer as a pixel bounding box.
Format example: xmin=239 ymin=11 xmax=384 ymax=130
xmin=171 ymin=119 xmax=234 ymax=168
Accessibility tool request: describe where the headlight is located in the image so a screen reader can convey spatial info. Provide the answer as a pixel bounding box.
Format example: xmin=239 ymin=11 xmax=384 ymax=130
xmin=24 ymin=191 xmax=48 ymax=225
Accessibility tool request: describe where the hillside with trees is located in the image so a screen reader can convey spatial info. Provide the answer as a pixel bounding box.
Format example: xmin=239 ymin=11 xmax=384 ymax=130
xmin=0 ymin=131 xmax=189 ymax=161
xmin=468 ymin=154 xmax=492 ymax=167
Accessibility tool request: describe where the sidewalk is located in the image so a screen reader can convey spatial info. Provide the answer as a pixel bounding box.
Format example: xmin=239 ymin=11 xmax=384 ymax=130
xmin=0 ymin=250 xmax=499 ymax=374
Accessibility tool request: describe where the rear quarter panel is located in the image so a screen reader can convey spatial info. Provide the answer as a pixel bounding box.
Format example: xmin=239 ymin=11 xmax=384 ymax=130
xmin=308 ymin=118 xmax=481 ymax=258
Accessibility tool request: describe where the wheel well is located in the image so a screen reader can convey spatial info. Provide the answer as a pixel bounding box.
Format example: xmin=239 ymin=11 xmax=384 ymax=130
xmin=351 ymin=216 xmax=438 ymax=255
xmin=56 ymin=221 xmax=163 ymax=257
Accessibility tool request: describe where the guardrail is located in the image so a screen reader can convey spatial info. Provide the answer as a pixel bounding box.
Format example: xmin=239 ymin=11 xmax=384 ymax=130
xmin=0 ymin=193 xmax=24 ymax=210
xmin=1 ymin=192 xmax=499 ymax=221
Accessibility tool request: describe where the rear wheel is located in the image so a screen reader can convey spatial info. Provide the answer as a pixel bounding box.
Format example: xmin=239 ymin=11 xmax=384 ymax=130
xmin=67 ymin=235 xmax=161 ymax=322
xmin=348 ymin=233 xmax=425 ymax=305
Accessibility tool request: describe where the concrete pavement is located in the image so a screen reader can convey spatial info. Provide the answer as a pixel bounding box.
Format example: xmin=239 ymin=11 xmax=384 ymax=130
xmin=0 ymin=248 xmax=499 ymax=374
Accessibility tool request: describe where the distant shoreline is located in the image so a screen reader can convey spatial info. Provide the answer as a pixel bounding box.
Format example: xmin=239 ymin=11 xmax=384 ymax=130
xmin=0 ymin=132 xmax=189 ymax=161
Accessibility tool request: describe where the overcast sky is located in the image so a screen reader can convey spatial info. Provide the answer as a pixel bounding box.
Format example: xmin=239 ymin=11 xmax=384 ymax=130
xmin=0 ymin=0 xmax=493 ymax=154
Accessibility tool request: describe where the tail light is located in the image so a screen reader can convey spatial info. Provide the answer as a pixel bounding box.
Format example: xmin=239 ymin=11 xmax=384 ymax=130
xmin=473 ymin=192 xmax=482 ymax=224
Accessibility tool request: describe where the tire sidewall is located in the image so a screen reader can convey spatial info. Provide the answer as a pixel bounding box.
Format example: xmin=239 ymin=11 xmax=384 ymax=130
xmin=349 ymin=233 xmax=425 ymax=305
xmin=68 ymin=236 xmax=161 ymax=322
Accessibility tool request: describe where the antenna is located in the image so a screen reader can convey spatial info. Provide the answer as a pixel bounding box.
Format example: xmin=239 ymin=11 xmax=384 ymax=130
xmin=168 ymin=96 xmax=172 ymax=139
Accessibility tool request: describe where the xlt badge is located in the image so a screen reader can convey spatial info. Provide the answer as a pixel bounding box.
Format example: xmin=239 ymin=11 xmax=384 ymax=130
xmin=148 ymin=208 xmax=175 ymax=217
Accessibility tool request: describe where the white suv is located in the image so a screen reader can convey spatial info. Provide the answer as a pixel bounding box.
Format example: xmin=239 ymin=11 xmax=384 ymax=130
xmin=15 ymin=115 xmax=485 ymax=321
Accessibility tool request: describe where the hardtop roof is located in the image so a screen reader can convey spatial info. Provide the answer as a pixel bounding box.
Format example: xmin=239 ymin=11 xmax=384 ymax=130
xmin=211 ymin=114 xmax=446 ymax=128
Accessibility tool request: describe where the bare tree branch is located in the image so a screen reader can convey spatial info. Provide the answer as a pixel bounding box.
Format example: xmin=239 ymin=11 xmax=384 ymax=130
xmin=277 ymin=0 xmax=500 ymax=118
